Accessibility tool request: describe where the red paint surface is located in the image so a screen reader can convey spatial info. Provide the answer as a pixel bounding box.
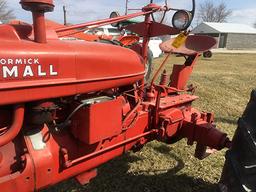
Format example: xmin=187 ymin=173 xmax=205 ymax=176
xmin=0 ymin=1 xmax=230 ymax=191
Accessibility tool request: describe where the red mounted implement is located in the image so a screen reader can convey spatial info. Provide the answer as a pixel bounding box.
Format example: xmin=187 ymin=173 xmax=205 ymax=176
xmin=0 ymin=0 xmax=232 ymax=191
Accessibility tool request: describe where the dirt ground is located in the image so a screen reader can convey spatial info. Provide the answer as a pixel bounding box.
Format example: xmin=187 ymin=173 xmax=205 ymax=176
xmin=44 ymin=53 xmax=256 ymax=192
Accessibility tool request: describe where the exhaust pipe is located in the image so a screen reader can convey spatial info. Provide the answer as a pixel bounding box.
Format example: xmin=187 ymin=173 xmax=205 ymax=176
xmin=20 ymin=0 xmax=55 ymax=43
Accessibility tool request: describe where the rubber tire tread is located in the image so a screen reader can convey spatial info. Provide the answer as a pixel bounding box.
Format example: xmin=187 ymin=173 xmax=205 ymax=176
xmin=220 ymin=90 xmax=256 ymax=192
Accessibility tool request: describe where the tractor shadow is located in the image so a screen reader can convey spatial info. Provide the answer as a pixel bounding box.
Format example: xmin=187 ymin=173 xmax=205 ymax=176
xmin=215 ymin=117 xmax=238 ymax=125
xmin=44 ymin=145 xmax=219 ymax=192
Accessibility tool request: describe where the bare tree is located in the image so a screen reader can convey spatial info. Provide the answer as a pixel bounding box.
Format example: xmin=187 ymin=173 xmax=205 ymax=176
xmin=0 ymin=0 xmax=15 ymax=22
xmin=198 ymin=0 xmax=232 ymax=23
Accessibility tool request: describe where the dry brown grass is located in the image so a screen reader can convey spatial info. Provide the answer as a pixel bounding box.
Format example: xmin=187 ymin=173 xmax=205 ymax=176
xmin=45 ymin=53 xmax=256 ymax=192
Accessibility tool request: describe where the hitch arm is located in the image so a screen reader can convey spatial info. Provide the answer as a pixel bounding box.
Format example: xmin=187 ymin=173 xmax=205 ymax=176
xmin=177 ymin=111 xmax=231 ymax=159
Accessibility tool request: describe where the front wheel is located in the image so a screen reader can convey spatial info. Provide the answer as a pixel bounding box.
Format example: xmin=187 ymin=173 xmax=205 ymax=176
xmin=219 ymin=90 xmax=256 ymax=192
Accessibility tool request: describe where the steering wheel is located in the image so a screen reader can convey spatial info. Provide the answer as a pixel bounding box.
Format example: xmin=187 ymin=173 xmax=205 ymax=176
xmin=150 ymin=0 xmax=196 ymax=30
xmin=150 ymin=0 xmax=168 ymax=23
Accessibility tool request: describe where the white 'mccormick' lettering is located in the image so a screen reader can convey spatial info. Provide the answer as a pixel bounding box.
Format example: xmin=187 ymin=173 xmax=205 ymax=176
xmin=34 ymin=59 xmax=39 ymax=64
xmin=8 ymin=59 xmax=13 ymax=65
xmin=3 ymin=66 xmax=18 ymax=78
xmin=15 ymin=59 xmax=23 ymax=65
xmin=0 ymin=59 xmax=6 ymax=65
xmin=23 ymin=65 xmax=34 ymax=77
xmin=27 ymin=58 xmax=33 ymax=65
xmin=0 ymin=58 xmax=41 ymax=65
xmin=38 ymin=65 xmax=46 ymax=76
xmin=50 ymin=65 xmax=58 ymax=76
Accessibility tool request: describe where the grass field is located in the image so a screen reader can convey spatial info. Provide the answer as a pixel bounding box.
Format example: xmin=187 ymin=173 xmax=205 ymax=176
xmin=45 ymin=53 xmax=256 ymax=192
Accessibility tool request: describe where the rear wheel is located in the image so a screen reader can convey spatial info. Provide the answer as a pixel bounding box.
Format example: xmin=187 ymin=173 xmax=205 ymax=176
xmin=203 ymin=50 xmax=213 ymax=58
xmin=219 ymin=90 xmax=256 ymax=192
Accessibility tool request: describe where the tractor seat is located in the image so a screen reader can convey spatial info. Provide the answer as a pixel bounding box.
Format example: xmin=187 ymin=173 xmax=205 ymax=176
xmin=160 ymin=35 xmax=217 ymax=55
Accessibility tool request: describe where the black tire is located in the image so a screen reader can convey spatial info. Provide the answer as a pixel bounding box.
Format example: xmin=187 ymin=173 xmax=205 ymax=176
xmin=219 ymin=90 xmax=256 ymax=192
xmin=203 ymin=50 xmax=213 ymax=58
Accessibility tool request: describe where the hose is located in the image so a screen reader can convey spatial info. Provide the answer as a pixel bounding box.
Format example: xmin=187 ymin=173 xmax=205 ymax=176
xmin=0 ymin=104 xmax=25 ymax=147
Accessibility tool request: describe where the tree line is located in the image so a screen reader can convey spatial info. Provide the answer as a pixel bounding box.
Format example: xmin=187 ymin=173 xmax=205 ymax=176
xmin=0 ymin=0 xmax=15 ymax=22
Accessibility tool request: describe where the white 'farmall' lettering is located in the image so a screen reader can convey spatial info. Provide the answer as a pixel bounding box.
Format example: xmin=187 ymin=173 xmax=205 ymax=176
xmin=23 ymin=66 xmax=34 ymax=77
xmin=3 ymin=66 xmax=18 ymax=78
xmin=38 ymin=65 xmax=47 ymax=76
xmin=50 ymin=65 xmax=58 ymax=76
xmin=0 ymin=58 xmax=58 ymax=79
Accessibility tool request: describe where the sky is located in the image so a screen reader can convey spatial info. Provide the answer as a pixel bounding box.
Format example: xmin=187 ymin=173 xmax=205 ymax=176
xmin=8 ymin=0 xmax=256 ymax=27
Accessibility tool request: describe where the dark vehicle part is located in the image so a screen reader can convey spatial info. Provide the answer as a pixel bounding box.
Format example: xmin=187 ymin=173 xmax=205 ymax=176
xmin=203 ymin=50 xmax=213 ymax=58
xmin=219 ymin=90 xmax=256 ymax=192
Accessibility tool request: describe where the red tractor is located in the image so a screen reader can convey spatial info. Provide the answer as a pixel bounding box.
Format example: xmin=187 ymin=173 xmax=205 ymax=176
xmin=0 ymin=0 xmax=252 ymax=191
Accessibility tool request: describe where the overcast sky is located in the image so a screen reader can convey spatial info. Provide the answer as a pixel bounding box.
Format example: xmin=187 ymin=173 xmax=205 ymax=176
xmin=9 ymin=0 xmax=256 ymax=26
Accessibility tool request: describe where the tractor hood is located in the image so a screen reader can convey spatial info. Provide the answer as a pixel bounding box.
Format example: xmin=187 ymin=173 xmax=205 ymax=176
xmin=0 ymin=25 xmax=145 ymax=105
